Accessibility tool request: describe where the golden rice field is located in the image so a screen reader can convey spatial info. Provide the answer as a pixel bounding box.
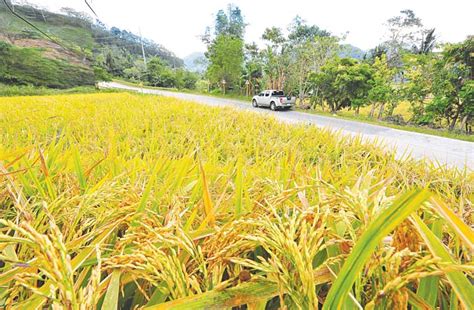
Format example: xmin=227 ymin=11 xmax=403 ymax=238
xmin=0 ymin=93 xmax=473 ymax=309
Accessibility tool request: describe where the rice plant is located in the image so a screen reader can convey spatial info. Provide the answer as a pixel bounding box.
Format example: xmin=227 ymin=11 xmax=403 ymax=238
xmin=0 ymin=93 xmax=472 ymax=309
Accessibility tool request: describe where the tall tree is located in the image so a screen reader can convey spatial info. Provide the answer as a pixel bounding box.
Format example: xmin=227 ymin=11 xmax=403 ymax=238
xmin=427 ymin=37 xmax=473 ymax=131
xmin=288 ymin=35 xmax=340 ymax=105
xmin=414 ymin=28 xmax=437 ymax=54
xmin=243 ymin=42 xmax=263 ymax=94
xmin=213 ymin=4 xmax=245 ymax=39
xmin=227 ymin=4 xmax=245 ymax=39
xmin=204 ymin=4 xmax=246 ymax=90
xmin=215 ymin=10 xmax=229 ymax=36
xmin=284 ymin=17 xmax=336 ymax=104
xmin=206 ymin=34 xmax=244 ymax=88
xmin=261 ymin=27 xmax=289 ymax=90
xmin=384 ymin=9 xmax=424 ymax=67
xmin=287 ymin=16 xmax=331 ymax=44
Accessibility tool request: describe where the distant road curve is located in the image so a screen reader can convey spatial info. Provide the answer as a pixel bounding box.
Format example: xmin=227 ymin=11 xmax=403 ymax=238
xmin=99 ymin=81 xmax=473 ymax=170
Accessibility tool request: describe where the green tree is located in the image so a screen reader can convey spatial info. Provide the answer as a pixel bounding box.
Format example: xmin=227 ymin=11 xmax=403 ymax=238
xmin=401 ymin=53 xmax=435 ymax=124
xmin=243 ymin=42 xmax=263 ymax=95
xmin=227 ymin=4 xmax=245 ymax=39
xmin=146 ymin=57 xmax=177 ymax=88
xmin=459 ymin=81 xmax=473 ymax=132
xmin=427 ymin=38 xmax=473 ymax=131
xmin=287 ymin=16 xmax=331 ymax=43
xmin=214 ymin=5 xmax=245 ymax=39
xmin=288 ymin=35 xmax=340 ymax=105
xmin=310 ymin=58 xmax=373 ymax=113
xmin=206 ymin=35 xmax=244 ymax=89
xmin=261 ymin=18 xmax=336 ymax=101
xmin=123 ymin=60 xmax=146 ymax=81
xmin=204 ymin=4 xmax=246 ymax=91
xmin=261 ymin=27 xmax=289 ymax=90
xmin=174 ymin=69 xmax=199 ymax=90
xmin=367 ymin=54 xmax=397 ymax=119
xmin=384 ymin=9 xmax=425 ymax=68
xmin=215 ymin=10 xmax=229 ymax=36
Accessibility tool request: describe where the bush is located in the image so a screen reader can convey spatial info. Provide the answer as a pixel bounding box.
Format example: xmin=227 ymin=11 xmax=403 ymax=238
xmin=210 ymin=88 xmax=222 ymax=95
xmin=195 ymin=80 xmax=210 ymax=93
xmin=93 ymin=66 xmax=112 ymax=82
xmin=384 ymin=114 xmax=406 ymax=125
xmin=182 ymin=71 xmax=199 ymax=89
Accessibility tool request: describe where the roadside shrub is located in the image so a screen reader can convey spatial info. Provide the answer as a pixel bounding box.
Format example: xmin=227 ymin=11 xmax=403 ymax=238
xmin=384 ymin=114 xmax=406 ymax=125
xmin=195 ymin=79 xmax=210 ymax=93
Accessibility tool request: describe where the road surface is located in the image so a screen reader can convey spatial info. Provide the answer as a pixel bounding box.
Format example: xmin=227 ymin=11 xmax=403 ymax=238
xmin=100 ymin=82 xmax=473 ymax=170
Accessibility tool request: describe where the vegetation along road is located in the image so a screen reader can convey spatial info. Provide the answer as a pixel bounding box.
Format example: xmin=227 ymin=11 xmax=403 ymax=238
xmin=101 ymin=81 xmax=473 ymax=170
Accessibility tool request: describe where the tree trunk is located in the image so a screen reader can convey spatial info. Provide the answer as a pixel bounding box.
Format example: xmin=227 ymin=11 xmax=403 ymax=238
xmin=386 ymin=102 xmax=395 ymax=117
xmin=377 ymin=103 xmax=385 ymax=120
xmin=355 ymin=106 xmax=360 ymax=115
xmin=299 ymin=93 xmax=305 ymax=107
xmin=298 ymin=82 xmax=305 ymax=107
xmin=460 ymin=115 xmax=468 ymax=133
xmin=298 ymin=68 xmax=304 ymax=107
xmin=369 ymin=103 xmax=377 ymax=118
xmin=449 ymin=113 xmax=458 ymax=131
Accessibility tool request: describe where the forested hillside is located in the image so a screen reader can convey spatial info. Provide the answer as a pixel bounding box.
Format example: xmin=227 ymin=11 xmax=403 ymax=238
xmin=0 ymin=0 xmax=183 ymax=88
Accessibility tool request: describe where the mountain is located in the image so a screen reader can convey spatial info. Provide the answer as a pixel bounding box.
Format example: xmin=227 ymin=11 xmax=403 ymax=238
xmin=339 ymin=44 xmax=366 ymax=60
xmin=183 ymin=52 xmax=208 ymax=73
xmin=0 ymin=1 xmax=183 ymax=88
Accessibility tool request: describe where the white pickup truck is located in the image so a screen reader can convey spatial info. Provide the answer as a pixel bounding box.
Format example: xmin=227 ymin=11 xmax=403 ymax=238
xmin=252 ymin=90 xmax=296 ymax=111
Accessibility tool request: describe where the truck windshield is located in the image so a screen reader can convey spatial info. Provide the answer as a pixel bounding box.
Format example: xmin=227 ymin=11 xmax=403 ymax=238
xmin=272 ymin=91 xmax=285 ymax=96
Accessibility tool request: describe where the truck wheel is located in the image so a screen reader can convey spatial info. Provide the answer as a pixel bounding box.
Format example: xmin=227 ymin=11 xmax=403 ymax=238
xmin=252 ymin=99 xmax=258 ymax=108
xmin=270 ymin=102 xmax=276 ymax=111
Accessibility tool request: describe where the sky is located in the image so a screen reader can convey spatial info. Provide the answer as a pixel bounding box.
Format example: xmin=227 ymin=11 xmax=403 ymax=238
xmin=15 ymin=0 xmax=474 ymax=58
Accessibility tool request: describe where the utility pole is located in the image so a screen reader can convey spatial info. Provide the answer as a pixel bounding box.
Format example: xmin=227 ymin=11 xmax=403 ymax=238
xmin=138 ymin=28 xmax=147 ymax=94
xmin=139 ymin=28 xmax=147 ymax=71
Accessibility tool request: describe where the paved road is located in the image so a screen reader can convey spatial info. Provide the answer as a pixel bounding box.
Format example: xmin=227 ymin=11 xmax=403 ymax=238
xmin=100 ymin=82 xmax=473 ymax=170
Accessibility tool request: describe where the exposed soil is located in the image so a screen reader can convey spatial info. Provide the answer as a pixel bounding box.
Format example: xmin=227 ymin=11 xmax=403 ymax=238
xmin=1 ymin=34 xmax=89 ymax=67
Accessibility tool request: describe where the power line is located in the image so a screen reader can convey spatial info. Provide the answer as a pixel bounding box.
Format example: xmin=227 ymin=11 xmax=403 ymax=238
xmin=2 ymin=0 xmax=56 ymax=43
xmin=84 ymin=0 xmax=99 ymax=18
xmin=1 ymin=0 xmax=79 ymax=55
xmin=1 ymin=1 xmax=173 ymax=61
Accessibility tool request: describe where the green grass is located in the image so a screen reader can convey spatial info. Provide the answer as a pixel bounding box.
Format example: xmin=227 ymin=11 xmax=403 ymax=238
xmin=0 ymin=83 xmax=120 ymax=97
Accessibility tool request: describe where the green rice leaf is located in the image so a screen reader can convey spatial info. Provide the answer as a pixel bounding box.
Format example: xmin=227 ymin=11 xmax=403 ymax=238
xmin=323 ymin=189 xmax=431 ymax=310
xmin=411 ymin=214 xmax=474 ymax=310
xmin=102 ymin=271 xmax=121 ymax=310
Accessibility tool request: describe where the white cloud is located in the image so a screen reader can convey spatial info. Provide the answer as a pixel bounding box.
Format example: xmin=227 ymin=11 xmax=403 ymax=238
xmin=13 ymin=0 xmax=474 ymax=57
